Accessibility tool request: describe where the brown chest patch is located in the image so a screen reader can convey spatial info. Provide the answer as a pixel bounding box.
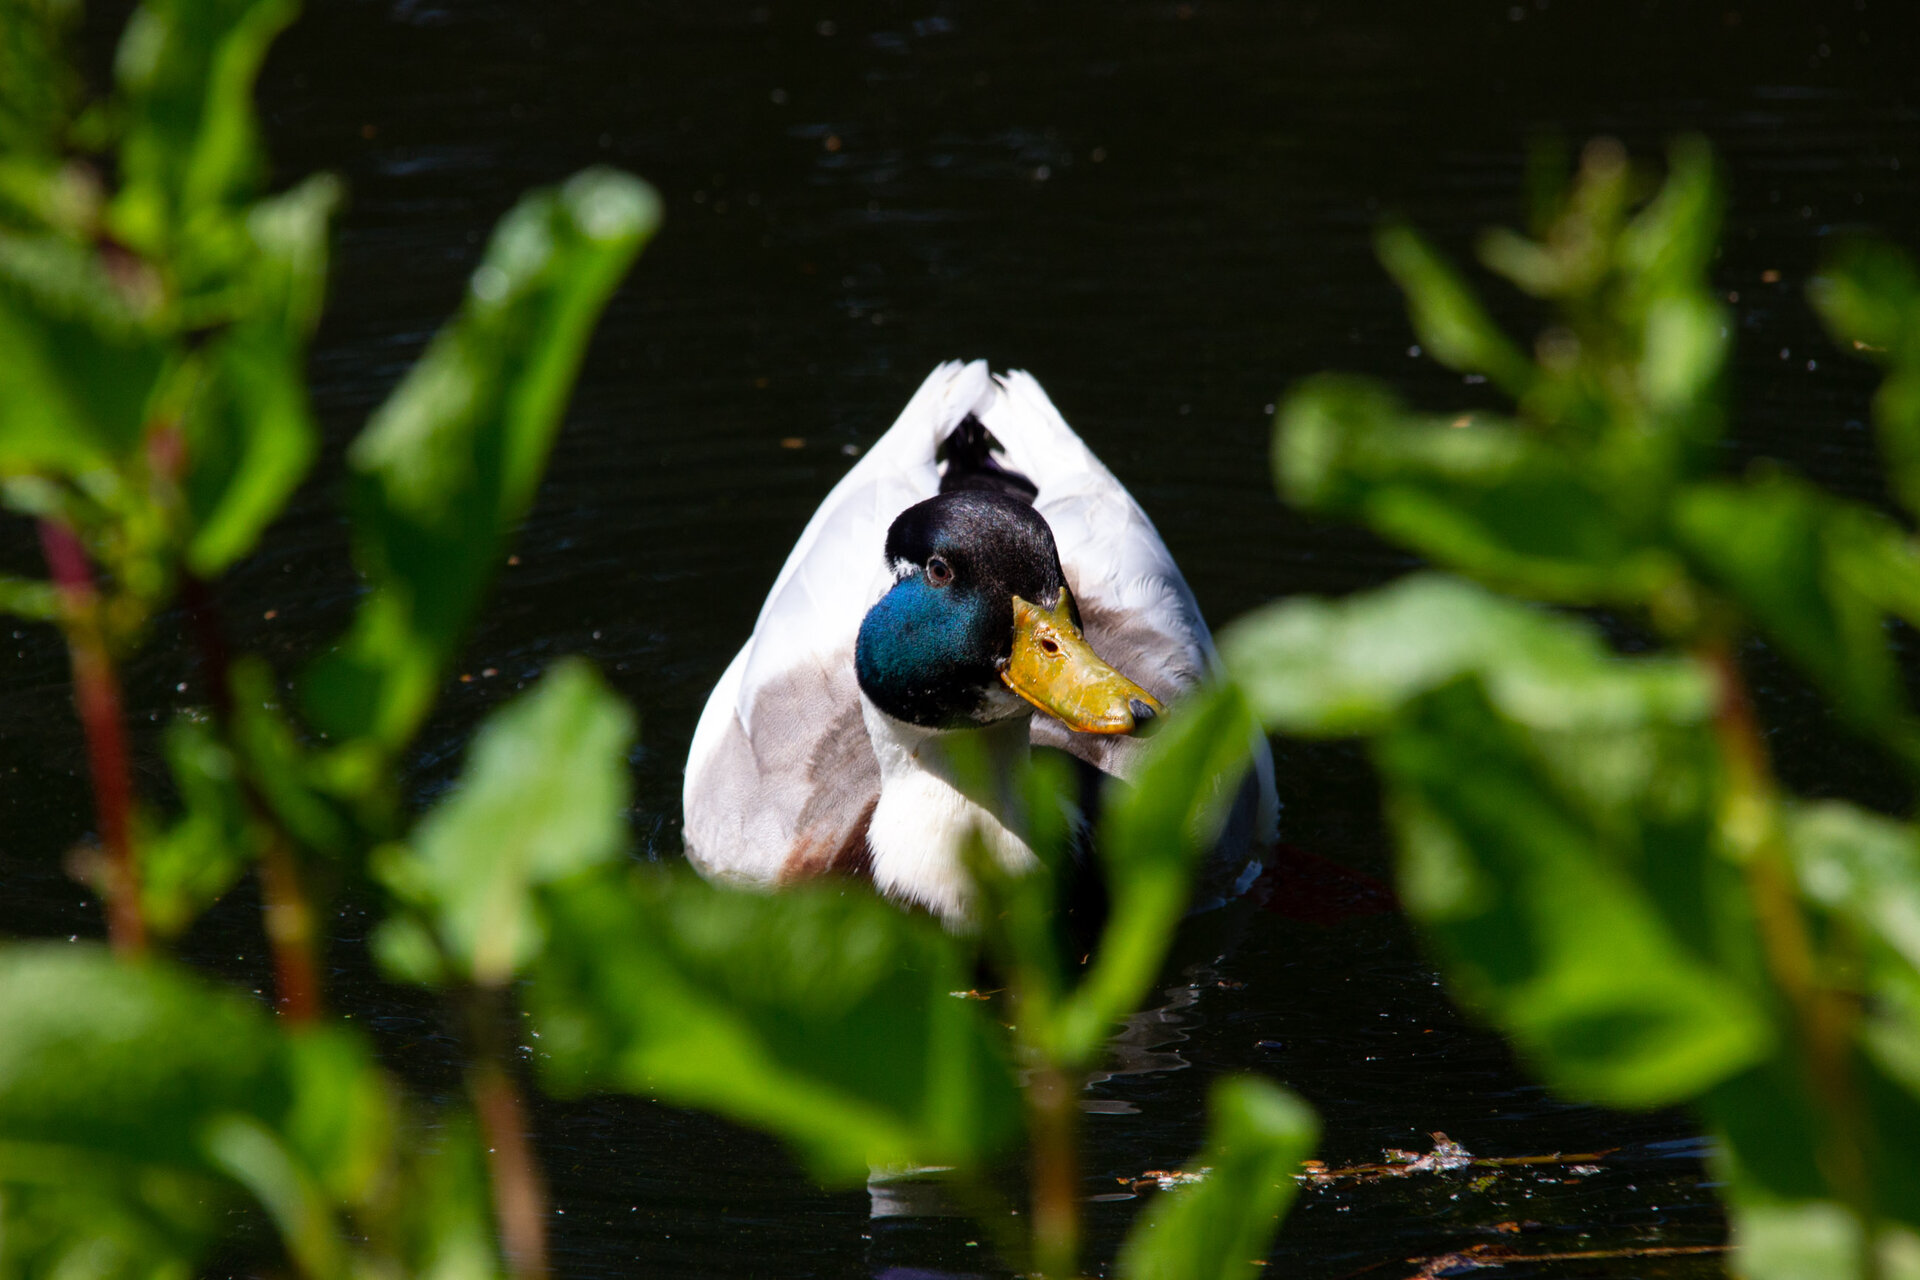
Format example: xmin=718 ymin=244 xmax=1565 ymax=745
xmin=778 ymin=798 xmax=877 ymax=885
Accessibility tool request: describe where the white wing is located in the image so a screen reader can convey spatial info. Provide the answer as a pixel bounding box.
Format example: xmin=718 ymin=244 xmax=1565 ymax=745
xmin=684 ymin=361 xmax=998 ymax=882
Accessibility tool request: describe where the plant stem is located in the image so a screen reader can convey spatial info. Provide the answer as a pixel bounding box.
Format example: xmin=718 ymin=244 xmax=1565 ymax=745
xmin=465 ymin=987 xmax=550 ymax=1280
xmin=181 ymin=573 xmax=325 ymax=1021
xmin=1700 ymin=639 xmax=1880 ymax=1280
xmin=1028 ymin=1061 xmax=1083 ymax=1280
xmin=39 ymin=520 xmax=145 ymax=955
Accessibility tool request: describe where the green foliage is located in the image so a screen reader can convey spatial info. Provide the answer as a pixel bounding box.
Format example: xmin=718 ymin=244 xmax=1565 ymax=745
xmin=530 ymin=866 xmax=1024 ymax=1182
xmin=373 ymin=659 xmax=636 ymax=988
xmin=1117 ymin=1077 xmax=1319 ymax=1280
xmin=1243 ymin=135 xmax=1920 ymax=1279
xmin=303 ymin=168 xmax=657 ymax=762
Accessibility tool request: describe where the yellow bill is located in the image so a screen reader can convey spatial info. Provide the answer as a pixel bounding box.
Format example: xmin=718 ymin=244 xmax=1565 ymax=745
xmin=1000 ymin=587 xmax=1165 ymax=734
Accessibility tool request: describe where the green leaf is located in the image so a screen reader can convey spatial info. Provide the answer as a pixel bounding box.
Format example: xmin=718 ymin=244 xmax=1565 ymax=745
xmin=109 ymin=0 xmax=299 ymax=256
xmin=1812 ymin=239 xmax=1920 ymax=520
xmin=1222 ymin=573 xmax=1711 ymax=740
xmin=140 ymin=717 xmax=257 ymax=939
xmin=1382 ymin=683 xmax=1771 ymax=1107
xmin=0 ymin=945 xmax=288 ymax=1162
xmin=0 ymin=945 xmax=275 ymax=1275
xmin=1673 ymin=474 xmax=1915 ymax=749
xmin=182 ymin=174 xmax=338 ymax=575
xmin=1377 ymin=225 xmax=1535 ymax=395
xmin=227 ymin=655 xmax=359 ymax=858
xmin=302 ymin=168 xmax=659 ymax=753
xmin=1786 ymin=803 xmax=1920 ymax=1099
xmin=1051 ymin=682 xmax=1256 ymax=1065
xmin=0 ymin=0 xmax=81 ymax=157
xmin=1117 ymin=1076 xmax=1318 ymax=1280
xmin=1275 ymin=377 xmax=1670 ymax=603
xmin=529 ymin=867 xmax=1022 ymax=1182
xmin=0 ymin=573 xmax=55 ymax=619
xmin=373 ymin=659 xmax=635 ymax=987
xmin=1728 ymin=1198 xmax=1920 ymax=1280
xmin=0 ymin=233 xmax=167 ymax=473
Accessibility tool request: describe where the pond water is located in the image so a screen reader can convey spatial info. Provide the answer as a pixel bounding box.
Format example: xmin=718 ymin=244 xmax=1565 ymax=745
xmin=4 ymin=1 xmax=1917 ymax=1276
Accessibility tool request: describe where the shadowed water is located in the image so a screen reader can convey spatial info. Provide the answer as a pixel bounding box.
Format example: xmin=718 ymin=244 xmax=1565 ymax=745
xmin=4 ymin=1 xmax=1916 ymax=1275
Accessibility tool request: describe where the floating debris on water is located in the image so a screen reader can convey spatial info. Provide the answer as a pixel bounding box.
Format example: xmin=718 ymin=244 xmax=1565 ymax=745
xmin=1298 ymin=1134 xmax=1617 ymax=1186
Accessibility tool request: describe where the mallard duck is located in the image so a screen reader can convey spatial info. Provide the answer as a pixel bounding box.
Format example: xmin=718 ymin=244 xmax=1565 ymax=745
xmin=683 ymin=361 xmax=1276 ymax=926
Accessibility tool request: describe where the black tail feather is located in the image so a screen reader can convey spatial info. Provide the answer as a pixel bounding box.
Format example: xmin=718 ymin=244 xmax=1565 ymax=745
xmin=937 ymin=415 xmax=1039 ymax=503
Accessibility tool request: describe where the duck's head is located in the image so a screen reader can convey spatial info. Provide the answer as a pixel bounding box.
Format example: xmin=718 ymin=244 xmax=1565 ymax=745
xmin=855 ymin=490 xmax=1164 ymax=734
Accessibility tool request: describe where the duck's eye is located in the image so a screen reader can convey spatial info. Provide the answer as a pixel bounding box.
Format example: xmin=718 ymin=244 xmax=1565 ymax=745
xmin=926 ymin=556 xmax=954 ymax=586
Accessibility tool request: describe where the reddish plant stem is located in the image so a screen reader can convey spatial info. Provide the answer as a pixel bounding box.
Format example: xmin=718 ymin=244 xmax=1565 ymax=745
xmin=39 ymin=520 xmax=146 ymax=955
xmin=1700 ymin=640 xmax=1879 ymax=1280
xmin=181 ymin=573 xmax=324 ymax=1022
xmin=467 ymin=988 xmax=550 ymax=1280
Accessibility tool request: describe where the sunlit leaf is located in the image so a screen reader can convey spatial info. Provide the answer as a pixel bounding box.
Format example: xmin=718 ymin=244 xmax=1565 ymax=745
xmin=1376 ymin=226 xmax=1534 ymax=395
xmin=1727 ymin=1197 xmax=1920 ymax=1280
xmin=1275 ymin=378 xmax=1670 ymax=603
xmin=0 ymin=572 xmax=55 ymax=619
xmin=1117 ymin=1076 xmax=1318 ymax=1280
xmin=140 ymin=717 xmax=257 ymax=939
xmin=1673 ymin=474 xmax=1914 ymax=750
xmin=182 ymin=174 xmax=339 ymax=575
xmin=373 ymin=659 xmax=634 ymax=987
xmin=302 ymin=168 xmax=659 ymax=753
xmin=1382 ymin=684 xmax=1771 ymax=1106
xmin=1787 ymin=803 xmax=1920 ymax=1099
xmin=0 ymin=233 xmax=167 ymax=472
xmin=529 ymin=867 xmax=1022 ymax=1182
xmin=110 ymin=0 xmax=299 ymax=256
xmin=1222 ymin=573 xmax=1711 ymax=740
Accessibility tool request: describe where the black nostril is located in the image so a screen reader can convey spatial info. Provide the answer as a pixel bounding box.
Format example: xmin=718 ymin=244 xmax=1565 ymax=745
xmin=1129 ymin=698 xmax=1156 ymax=722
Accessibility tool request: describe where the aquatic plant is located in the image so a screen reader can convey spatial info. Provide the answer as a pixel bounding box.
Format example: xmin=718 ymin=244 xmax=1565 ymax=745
xmin=1230 ymin=137 xmax=1920 ymax=1280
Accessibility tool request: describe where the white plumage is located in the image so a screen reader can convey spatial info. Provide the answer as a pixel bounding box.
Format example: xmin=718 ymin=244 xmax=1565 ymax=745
xmin=683 ymin=360 xmax=1276 ymax=920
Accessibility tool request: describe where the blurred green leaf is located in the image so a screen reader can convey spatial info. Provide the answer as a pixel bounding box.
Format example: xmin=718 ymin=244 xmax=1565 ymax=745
xmin=228 ymin=655 xmax=358 ymax=858
xmin=1383 ymin=683 xmax=1770 ymax=1107
xmin=302 ymin=168 xmax=659 ymax=755
xmin=1787 ymin=803 xmax=1920 ymax=1099
xmin=202 ymin=1113 xmax=348 ymax=1280
xmin=373 ymin=658 xmax=634 ymax=987
xmin=140 ymin=717 xmax=256 ymax=938
xmin=109 ymin=0 xmax=298 ymax=257
xmin=0 ymin=945 xmax=288 ymax=1162
xmin=0 ymin=234 xmax=168 ymax=473
xmin=1377 ymin=225 xmax=1534 ymax=394
xmin=1222 ymin=573 xmax=1711 ymax=740
xmin=1051 ymin=681 xmax=1256 ymax=1065
xmin=182 ymin=173 xmax=338 ymax=575
xmin=1617 ymin=136 xmax=1722 ymax=311
xmin=529 ymin=867 xmax=1022 ymax=1182
xmin=0 ymin=945 xmax=440 ymax=1279
xmin=1673 ymin=474 xmax=1916 ymax=751
xmin=0 ymin=0 xmax=81 ymax=157
xmin=1728 ymin=1198 xmax=1920 ymax=1280
xmin=0 ymin=944 xmax=280 ymax=1274
xmin=1275 ymin=377 xmax=1671 ymax=603
xmin=1117 ymin=1076 xmax=1318 ymax=1280
xmin=1224 ymin=579 xmax=1763 ymax=1104
xmin=1709 ymin=1049 xmax=1920 ymax=1234
xmin=0 ymin=572 xmax=55 ymax=619
xmin=1813 ymin=239 xmax=1920 ymax=520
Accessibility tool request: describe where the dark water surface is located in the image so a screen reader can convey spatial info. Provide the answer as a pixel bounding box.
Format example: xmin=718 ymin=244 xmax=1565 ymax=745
xmin=6 ymin=1 xmax=1919 ymax=1276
